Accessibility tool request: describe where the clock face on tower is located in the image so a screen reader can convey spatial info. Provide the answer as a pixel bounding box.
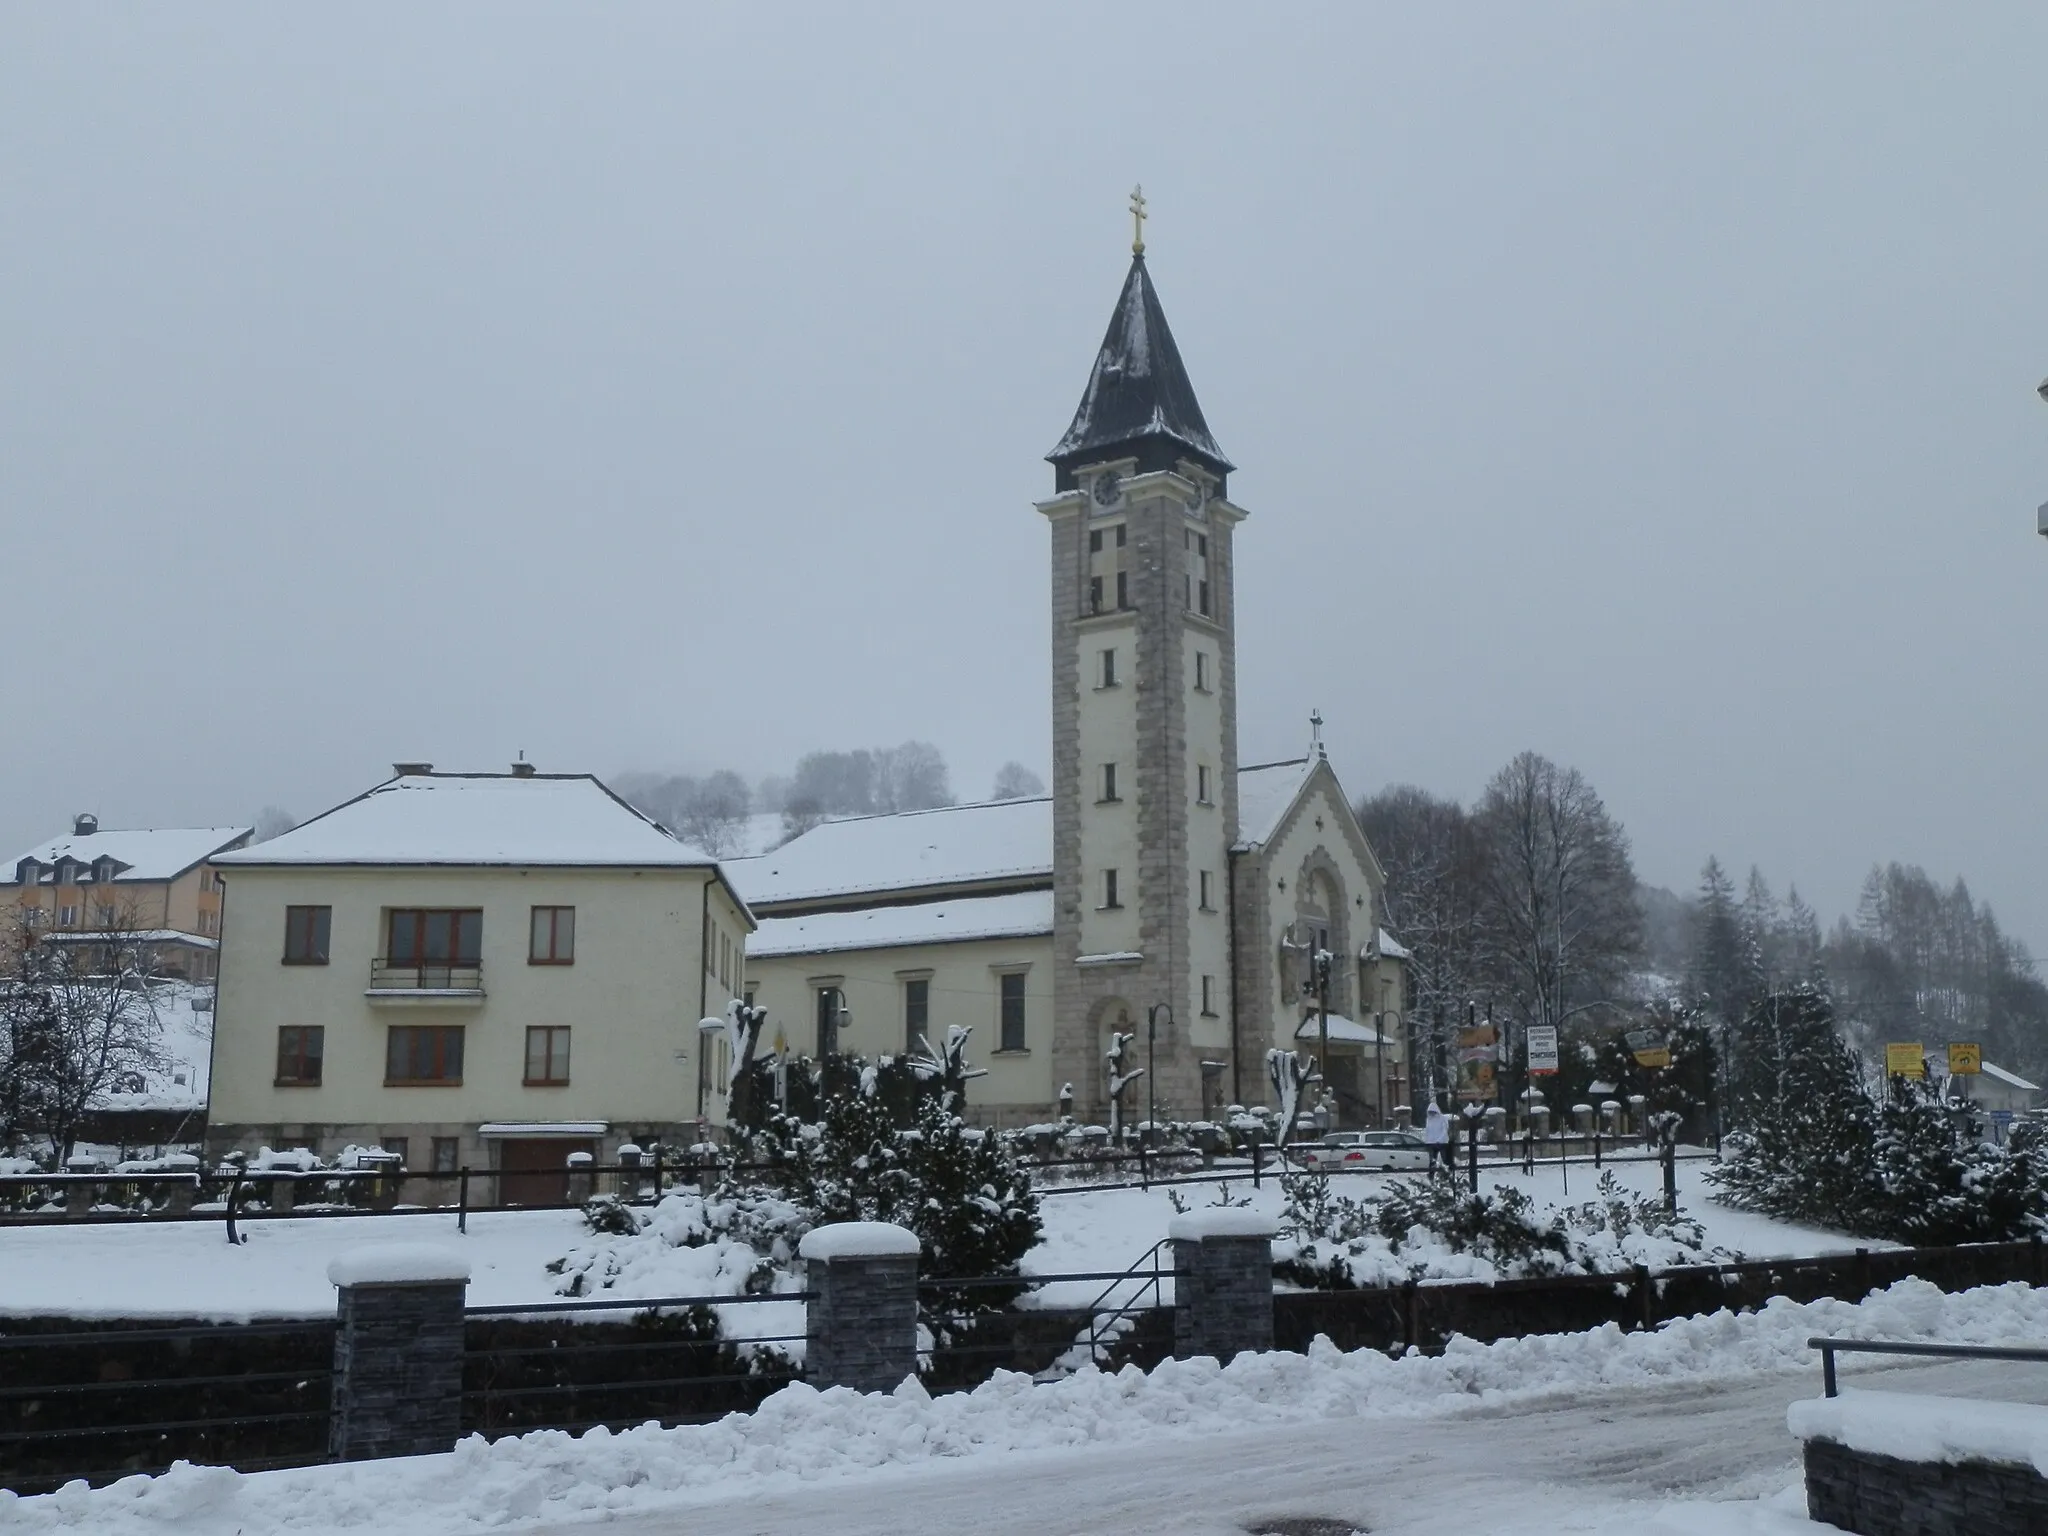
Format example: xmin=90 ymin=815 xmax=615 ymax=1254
xmin=1092 ymin=471 xmax=1121 ymax=506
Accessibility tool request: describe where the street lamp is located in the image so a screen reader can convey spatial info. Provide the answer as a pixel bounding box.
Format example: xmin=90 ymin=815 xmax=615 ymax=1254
xmin=1144 ymin=1003 xmax=1173 ymax=1185
xmin=2037 ymin=378 xmax=2047 ymax=540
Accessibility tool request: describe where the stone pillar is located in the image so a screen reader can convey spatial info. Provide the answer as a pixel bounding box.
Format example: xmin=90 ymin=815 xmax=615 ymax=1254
xmin=327 ymin=1244 xmax=471 ymax=1461
xmin=164 ymin=1177 xmax=195 ymax=1217
xmin=1169 ymin=1211 xmax=1275 ymax=1363
xmin=799 ymin=1222 xmax=920 ymax=1393
xmin=566 ymin=1150 xmax=594 ymax=1205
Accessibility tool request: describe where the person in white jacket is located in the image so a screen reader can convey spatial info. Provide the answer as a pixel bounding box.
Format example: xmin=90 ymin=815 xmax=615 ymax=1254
xmin=1422 ymin=1101 xmax=1451 ymax=1174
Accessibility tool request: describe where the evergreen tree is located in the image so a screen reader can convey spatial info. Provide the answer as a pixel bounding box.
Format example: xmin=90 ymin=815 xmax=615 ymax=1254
xmin=1864 ymin=1080 xmax=2044 ymax=1245
xmin=1710 ymin=986 xmax=1875 ymax=1227
xmin=1687 ymin=858 xmax=1745 ymax=1027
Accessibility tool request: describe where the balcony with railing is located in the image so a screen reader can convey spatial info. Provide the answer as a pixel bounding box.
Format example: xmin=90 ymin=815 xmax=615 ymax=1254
xmin=366 ymin=959 xmax=485 ymax=1003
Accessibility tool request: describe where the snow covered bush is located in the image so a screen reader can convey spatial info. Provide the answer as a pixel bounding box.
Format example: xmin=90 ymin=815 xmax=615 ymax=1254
xmin=757 ymin=1089 xmax=1040 ymax=1297
xmin=546 ymin=1188 xmax=810 ymax=1298
xmin=1276 ymin=1171 xmax=1729 ymax=1288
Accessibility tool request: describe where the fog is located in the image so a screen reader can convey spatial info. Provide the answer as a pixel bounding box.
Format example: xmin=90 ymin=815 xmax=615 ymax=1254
xmin=5 ymin=4 xmax=2047 ymax=949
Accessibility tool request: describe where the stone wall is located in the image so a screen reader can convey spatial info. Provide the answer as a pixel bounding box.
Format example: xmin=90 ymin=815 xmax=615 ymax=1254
xmin=1804 ymin=1436 xmax=2048 ymax=1532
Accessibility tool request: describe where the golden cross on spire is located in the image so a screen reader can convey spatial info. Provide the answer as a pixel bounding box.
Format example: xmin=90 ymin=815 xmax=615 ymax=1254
xmin=1129 ymin=184 xmax=1147 ymax=255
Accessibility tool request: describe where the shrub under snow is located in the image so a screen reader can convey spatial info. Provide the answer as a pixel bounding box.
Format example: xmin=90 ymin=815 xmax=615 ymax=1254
xmin=1276 ymin=1171 xmax=1732 ymax=1288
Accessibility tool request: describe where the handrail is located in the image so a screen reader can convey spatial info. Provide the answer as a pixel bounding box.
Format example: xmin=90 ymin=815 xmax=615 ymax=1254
xmin=1808 ymin=1334 xmax=2048 ymax=1397
xmin=1078 ymin=1239 xmax=1173 ymax=1366
xmin=467 ymin=1290 xmax=813 ymax=1316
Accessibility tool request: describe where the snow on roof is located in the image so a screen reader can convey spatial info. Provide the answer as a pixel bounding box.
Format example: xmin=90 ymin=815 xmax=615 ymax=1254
xmin=1981 ymin=1061 xmax=2041 ymax=1092
xmin=215 ymin=774 xmax=716 ymax=869
xmin=749 ymin=891 xmax=1053 ymax=958
xmin=728 ymin=798 xmax=1053 ymax=908
xmin=7 ymin=826 xmax=251 ymax=885
xmin=1293 ymin=1014 xmax=1385 ymax=1045
xmin=1235 ymin=758 xmax=1313 ymax=848
xmin=41 ymin=930 xmax=219 ymax=950
xmin=1363 ymin=928 xmax=1411 ymax=962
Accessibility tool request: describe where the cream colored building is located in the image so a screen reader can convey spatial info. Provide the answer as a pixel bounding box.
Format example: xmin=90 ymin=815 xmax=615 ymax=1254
xmin=732 ymin=246 xmax=1409 ymax=1131
xmin=206 ymin=766 xmax=750 ymax=1193
xmin=6 ymin=817 xmax=251 ymax=981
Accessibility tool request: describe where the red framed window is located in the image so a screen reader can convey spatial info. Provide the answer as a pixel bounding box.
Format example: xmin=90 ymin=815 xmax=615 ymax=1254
xmin=283 ymin=906 xmax=330 ymax=963
xmin=529 ymin=907 xmax=575 ymax=965
xmin=275 ymin=1026 xmax=324 ymax=1085
xmin=386 ymin=1025 xmax=464 ymax=1085
xmin=524 ymin=1026 xmax=571 ymax=1085
xmin=386 ymin=909 xmax=481 ymax=965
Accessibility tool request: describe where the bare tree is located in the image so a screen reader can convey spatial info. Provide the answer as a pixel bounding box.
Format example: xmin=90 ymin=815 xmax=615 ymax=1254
xmin=1474 ymin=752 xmax=1641 ymax=1051
xmin=0 ymin=904 xmax=169 ymax=1161
xmin=871 ymin=741 xmax=951 ymax=813
xmin=251 ymin=806 xmax=296 ymax=843
xmin=1356 ymin=784 xmax=1489 ymax=1101
xmin=991 ymin=762 xmax=1045 ymax=800
xmin=673 ymin=770 xmax=752 ymax=857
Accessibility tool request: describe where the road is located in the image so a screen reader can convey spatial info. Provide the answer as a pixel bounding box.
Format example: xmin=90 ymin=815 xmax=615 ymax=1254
xmin=524 ymin=1356 xmax=2048 ymax=1536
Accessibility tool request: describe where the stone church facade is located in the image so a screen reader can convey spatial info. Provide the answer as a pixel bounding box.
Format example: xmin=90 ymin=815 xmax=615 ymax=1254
xmin=732 ymin=244 xmax=1406 ymax=1129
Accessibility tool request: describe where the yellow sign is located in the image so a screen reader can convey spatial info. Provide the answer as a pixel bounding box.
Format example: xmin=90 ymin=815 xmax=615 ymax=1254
xmin=1885 ymin=1043 xmax=1925 ymax=1078
xmin=1949 ymin=1043 xmax=1982 ymax=1076
xmin=1632 ymin=1047 xmax=1671 ymax=1070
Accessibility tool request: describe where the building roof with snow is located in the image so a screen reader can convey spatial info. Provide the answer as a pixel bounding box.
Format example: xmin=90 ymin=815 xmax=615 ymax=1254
xmin=215 ymin=771 xmax=721 ymax=871
xmin=1046 ymin=252 xmax=1233 ymax=492
xmin=8 ymin=823 xmax=252 ymax=886
xmin=728 ymin=797 xmax=1054 ymax=913
xmin=1981 ymin=1061 xmax=2041 ymax=1093
xmin=749 ymin=890 xmax=1054 ymax=959
xmin=1234 ymin=757 xmax=1315 ymax=849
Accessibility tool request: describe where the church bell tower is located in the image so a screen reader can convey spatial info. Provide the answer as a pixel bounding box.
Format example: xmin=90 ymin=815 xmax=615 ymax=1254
xmin=1039 ymin=199 xmax=1247 ymax=1123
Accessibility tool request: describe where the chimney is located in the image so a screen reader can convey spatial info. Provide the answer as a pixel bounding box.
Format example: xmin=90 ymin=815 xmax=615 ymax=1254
xmin=73 ymin=813 xmax=98 ymax=837
xmin=392 ymin=762 xmax=434 ymax=777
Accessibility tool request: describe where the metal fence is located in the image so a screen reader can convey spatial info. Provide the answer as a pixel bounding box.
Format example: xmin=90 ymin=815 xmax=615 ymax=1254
xmin=917 ymin=1248 xmax=1177 ymax=1390
xmin=461 ymin=1292 xmax=808 ymax=1439
xmin=0 ymin=1318 xmax=334 ymax=1496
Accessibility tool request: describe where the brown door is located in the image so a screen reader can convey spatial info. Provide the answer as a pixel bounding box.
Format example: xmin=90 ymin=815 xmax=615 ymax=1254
xmin=497 ymin=1138 xmax=595 ymax=1207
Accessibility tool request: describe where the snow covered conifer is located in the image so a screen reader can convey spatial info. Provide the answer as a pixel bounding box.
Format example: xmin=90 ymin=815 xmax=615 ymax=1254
xmin=1709 ymin=985 xmax=1874 ymax=1227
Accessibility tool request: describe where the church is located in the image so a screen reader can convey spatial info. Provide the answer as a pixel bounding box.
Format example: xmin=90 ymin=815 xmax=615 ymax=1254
xmin=728 ymin=222 xmax=1407 ymax=1131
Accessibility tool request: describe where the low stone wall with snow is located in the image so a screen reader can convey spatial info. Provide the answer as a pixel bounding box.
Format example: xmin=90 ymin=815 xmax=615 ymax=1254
xmin=1793 ymin=1393 xmax=2048 ymax=1532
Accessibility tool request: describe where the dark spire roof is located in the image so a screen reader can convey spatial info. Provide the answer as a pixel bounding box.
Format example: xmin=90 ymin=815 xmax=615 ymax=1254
xmin=1047 ymin=254 xmax=1233 ymax=491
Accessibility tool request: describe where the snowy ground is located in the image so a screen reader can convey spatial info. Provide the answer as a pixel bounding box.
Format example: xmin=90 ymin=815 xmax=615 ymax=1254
xmin=13 ymin=1278 xmax=2048 ymax=1535
xmin=0 ymin=1156 xmax=1856 ymax=1320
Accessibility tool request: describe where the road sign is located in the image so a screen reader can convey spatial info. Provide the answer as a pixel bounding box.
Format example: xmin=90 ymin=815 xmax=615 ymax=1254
xmin=1994 ymin=1109 xmax=2015 ymax=1127
xmin=1625 ymin=1026 xmax=1670 ymax=1069
xmin=1633 ymin=1047 xmax=1672 ymax=1069
xmin=1949 ymin=1043 xmax=1982 ymax=1076
xmin=1527 ymin=1025 xmax=1559 ymax=1076
xmin=1885 ymin=1042 xmax=1925 ymax=1078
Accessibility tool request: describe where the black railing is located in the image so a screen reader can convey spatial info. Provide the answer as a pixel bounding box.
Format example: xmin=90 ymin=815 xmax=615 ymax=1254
xmin=0 ymin=1318 xmax=334 ymax=1495
xmin=367 ymin=958 xmax=483 ymax=992
xmin=462 ymin=1290 xmax=808 ymax=1438
xmin=917 ymin=1252 xmax=1177 ymax=1390
xmin=1808 ymin=1335 xmax=2048 ymax=1397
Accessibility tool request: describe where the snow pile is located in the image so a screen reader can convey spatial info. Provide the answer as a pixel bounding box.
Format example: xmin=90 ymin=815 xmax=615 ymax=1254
xmin=1789 ymin=1391 xmax=2048 ymax=1472
xmin=326 ymin=1244 xmax=470 ymax=1287
xmin=11 ymin=1277 xmax=2048 ymax=1535
xmin=799 ymin=1221 xmax=919 ymax=1259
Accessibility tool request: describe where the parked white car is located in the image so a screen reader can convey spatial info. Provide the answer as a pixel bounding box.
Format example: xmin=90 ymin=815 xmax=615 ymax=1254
xmin=1302 ymin=1130 xmax=1431 ymax=1172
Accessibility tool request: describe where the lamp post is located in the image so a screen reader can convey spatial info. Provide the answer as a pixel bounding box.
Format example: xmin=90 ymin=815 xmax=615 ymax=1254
xmin=1145 ymin=1003 xmax=1172 ymax=1142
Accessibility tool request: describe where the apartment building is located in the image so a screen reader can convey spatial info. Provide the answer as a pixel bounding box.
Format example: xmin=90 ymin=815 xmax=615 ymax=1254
xmin=205 ymin=765 xmax=751 ymax=1196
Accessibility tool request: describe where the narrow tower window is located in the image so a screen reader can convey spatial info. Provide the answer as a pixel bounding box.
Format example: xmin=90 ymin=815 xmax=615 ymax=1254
xmin=1102 ymin=869 xmax=1121 ymax=909
xmin=1100 ymin=763 xmax=1119 ymax=802
xmin=1100 ymin=648 xmax=1117 ymax=687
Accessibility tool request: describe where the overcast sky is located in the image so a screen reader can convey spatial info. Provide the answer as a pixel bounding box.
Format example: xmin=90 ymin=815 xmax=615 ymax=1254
xmin=6 ymin=5 xmax=2048 ymax=953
